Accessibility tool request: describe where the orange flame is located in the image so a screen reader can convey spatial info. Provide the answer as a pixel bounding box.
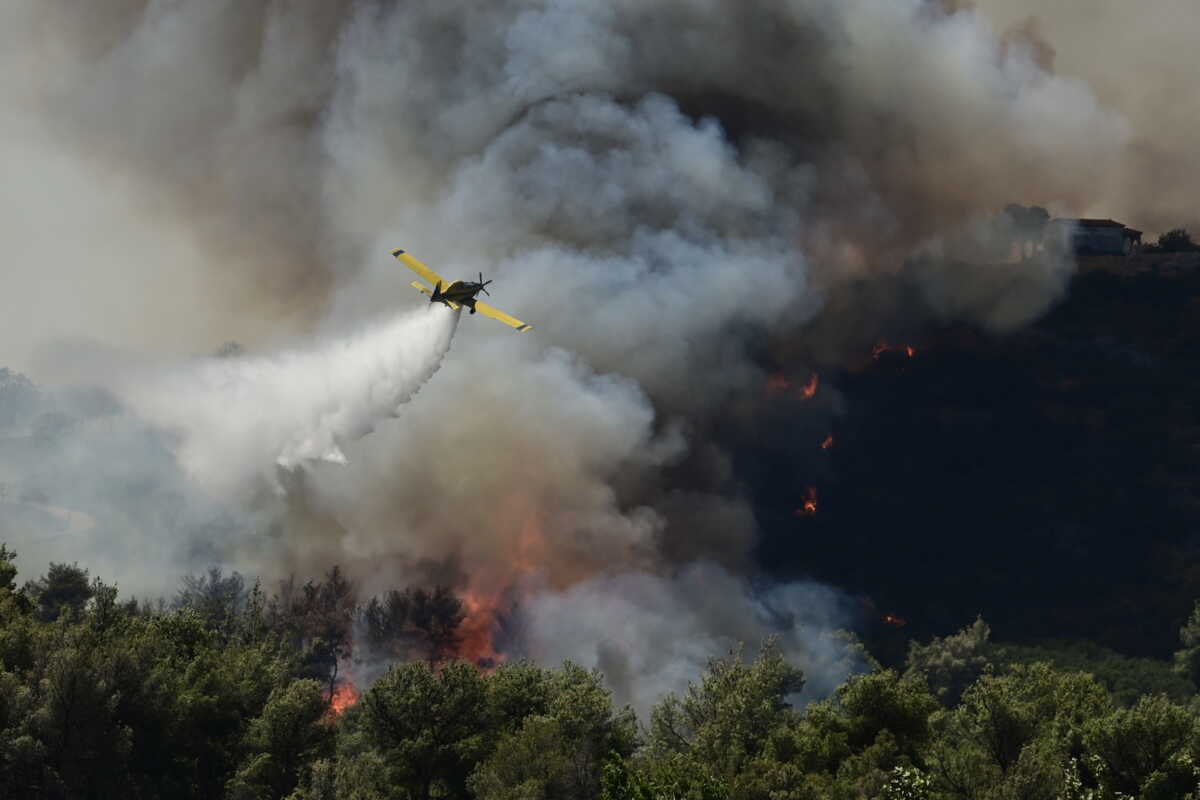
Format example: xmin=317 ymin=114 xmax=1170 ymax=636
xmin=794 ymin=487 xmax=819 ymax=516
xmin=455 ymin=506 xmax=552 ymax=669
xmin=459 ymin=588 xmax=504 ymax=668
xmin=820 ymin=434 xmax=834 ymax=451
xmin=329 ymin=681 xmax=360 ymax=715
xmin=881 ymin=613 xmax=907 ymax=628
xmin=801 ymin=372 xmax=819 ymax=400
xmin=873 ymin=341 xmax=918 ymax=360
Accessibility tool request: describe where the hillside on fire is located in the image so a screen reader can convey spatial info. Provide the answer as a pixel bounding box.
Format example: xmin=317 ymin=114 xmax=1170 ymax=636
xmin=8 ymin=262 xmax=1200 ymax=797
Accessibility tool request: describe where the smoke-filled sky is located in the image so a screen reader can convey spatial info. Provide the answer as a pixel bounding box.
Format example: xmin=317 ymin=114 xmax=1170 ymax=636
xmin=0 ymin=0 xmax=1193 ymax=711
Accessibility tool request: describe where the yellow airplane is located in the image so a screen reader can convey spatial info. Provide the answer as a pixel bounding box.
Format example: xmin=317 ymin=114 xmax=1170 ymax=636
xmin=393 ymin=249 xmax=534 ymax=333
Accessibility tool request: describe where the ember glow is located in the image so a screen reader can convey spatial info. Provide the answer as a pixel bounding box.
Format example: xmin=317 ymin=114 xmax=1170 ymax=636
xmin=872 ymin=341 xmax=918 ymax=361
xmin=820 ymin=434 xmax=835 ymax=451
xmin=766 ymin=373 xmax=793 ymax=395
xmin=881 ymin=613 xmax=908 ymax=628
xmin=328 ymin=681 xmax=360 ymax=715
xmin=795 ymin=488 xmax=819 ymax=517
xmin=801 ymin=373 xmax=820 ymax=400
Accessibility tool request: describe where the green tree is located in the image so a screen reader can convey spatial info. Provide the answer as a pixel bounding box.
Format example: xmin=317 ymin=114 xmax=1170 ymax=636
xmin=928 ymin=664 xmax=1111 ymax=799
xmin=271 ymin=567 xmax=356 ymax=698
xmin=0 ymin=544 xmax=17 ymax=593
xmin=359 ymin=585 xmax=466 ymax=666
xmin=227 ymin=679 xmax=333 ymax=799
xmin=904 ymin=616 xmax=992 ymax=707
xmin=471 ymin=662 xmax=637 ymax=800
xmin=1082 ymin=694 xmax=1200 ymax=800
xmin=1174 ymin=599 xmax=1200 ymax=686
xmin=1156 ymin=228 xmax=1198 ymax=252
xmin=485 ymin=660 xmax=555 ymax=734
xmin=175 ymin=567 xmax=253 ymax=640
xmin=356 ymin=660 xmax=488 ymax=800
xmin=26 ymin=563 xmax=93 ymax=622
xmin=646 ymin=642 xmax=805 ymax=793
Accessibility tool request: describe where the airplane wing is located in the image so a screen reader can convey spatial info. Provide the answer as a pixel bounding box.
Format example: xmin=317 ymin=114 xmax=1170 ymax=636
xmin=392 ymin=249 xmax=446 ymax=289
xmin=410 ymin=281 xmax=460 ymax=310
xmin=474 ymin=300 xmax=534 ymax=332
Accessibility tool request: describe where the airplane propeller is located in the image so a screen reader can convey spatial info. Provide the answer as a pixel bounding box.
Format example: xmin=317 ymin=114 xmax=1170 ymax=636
xmin=479 ymin=272 xmax=493 ymax=296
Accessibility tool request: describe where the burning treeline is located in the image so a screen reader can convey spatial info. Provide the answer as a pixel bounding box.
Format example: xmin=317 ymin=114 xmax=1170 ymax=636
xmin=183 ymin=566 xmax=507 ymax=714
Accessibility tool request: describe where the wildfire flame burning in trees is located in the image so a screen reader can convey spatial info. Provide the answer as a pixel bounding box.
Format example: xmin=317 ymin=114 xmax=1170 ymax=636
xmin=766 ymin=372 xmax=820 ymax=400
xmin=872 ymin=340 xmax=918 ymax=360
xmin=460 ymin=588 xmax=505 ymax=668
xmin=454 ymin=503 xmax=553 ymax=669
xmin=881 ymin=613 xmax=908 ymax=628
xmin=795 ymin=487 xmax=819 ymax=517
xmin=329 ymin=681 xmax=360 ymax=715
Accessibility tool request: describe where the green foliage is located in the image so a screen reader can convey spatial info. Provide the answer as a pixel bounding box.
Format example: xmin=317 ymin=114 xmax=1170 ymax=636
xmin=25 ymin=562 xmax=93 ymax=622
xmin=601 ymin=752 xmax=728 ymax=800
xmin=0 ymin=544 xmax=17 ymax=593
xmin=6 ymin=549 xmax=1200 ymax=800
xmin=469 ymin=661 xmax=636 ymax=800
xmin=355 ymin=659 xmax=487 ymax=799
xmin=1083 ymin=694 xmax=1200 ymax=799
xmin=175 ymin=567 xmax=255 ymax=641
xmin=927 ymin=663 xmax=1111 ymax=800
xmin=358 ymin=586 xmax=466 ymax=665
xmin=904 ymin=616 xmax=992 ymax=707
xmin=1176 ymin=599 xmax=1200 ymax=688
xmin=880 ymin=765 xmax=931 ymax=800
xmin=642 ymin=642 xmax=812 ymax=798
xmin=227 ymin=679 xmax=333 ymax=799
xmin=271 ymin=568 xmax=356 ymax=698
xmin=485 ymin=660 xmax=555 ymax=732
xmin=648 ymin=642 xmax=805 ymax=774
xmin=1154 ymin=228 xmax=1199 ymax=253
xmin=994 ymin=638 xmax=1195 ymax=706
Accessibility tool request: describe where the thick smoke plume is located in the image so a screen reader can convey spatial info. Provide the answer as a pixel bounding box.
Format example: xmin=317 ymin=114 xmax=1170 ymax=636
xmin=973 ymin=0 xmax=1200 ymax=238
xmin=0 ymin=0 xmax=1173 ymax=708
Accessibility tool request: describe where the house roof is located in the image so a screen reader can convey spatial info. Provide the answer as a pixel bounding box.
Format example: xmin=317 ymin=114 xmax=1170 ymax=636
xmin=1073 ymin=218 xmax=1126 ymax=228
xmin=1049 ymin=218 xmax=1142 ymax=236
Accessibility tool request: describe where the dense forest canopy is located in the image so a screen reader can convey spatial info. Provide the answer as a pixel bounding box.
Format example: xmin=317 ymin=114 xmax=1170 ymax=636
xmin=2 ymin=548 xmax=1200 ymax=799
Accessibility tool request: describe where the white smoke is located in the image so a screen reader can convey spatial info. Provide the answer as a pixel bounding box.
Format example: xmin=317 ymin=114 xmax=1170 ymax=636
xmin=516 ymin=564 xmax=862 ymax=715
xmin=108 ymin=305 xmax=459 ymax=502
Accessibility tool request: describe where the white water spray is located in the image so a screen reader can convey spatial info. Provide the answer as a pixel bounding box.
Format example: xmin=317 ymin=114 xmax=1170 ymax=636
xmin=114 ymin=305 xmax=460 ymax=501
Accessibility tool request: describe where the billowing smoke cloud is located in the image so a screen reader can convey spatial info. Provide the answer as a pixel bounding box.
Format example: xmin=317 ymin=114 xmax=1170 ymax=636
xmin=973 ymin=0 xmax=1200 ymax=239
xmin=0 ymin=0 xmax=1168 ymax=706
xmin=514 ymin=565 xmax=863 ymax=714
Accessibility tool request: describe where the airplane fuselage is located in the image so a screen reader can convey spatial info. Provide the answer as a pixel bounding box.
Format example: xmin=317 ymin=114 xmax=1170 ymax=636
xmin=432 ymin=280 xmax=487 ymax=313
